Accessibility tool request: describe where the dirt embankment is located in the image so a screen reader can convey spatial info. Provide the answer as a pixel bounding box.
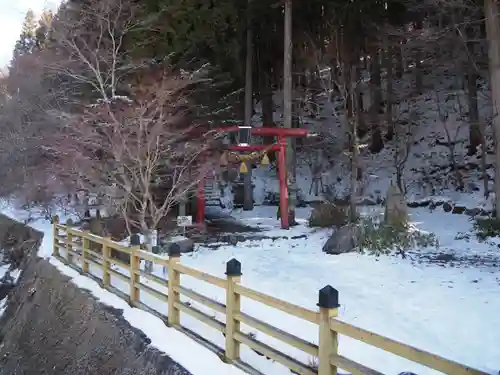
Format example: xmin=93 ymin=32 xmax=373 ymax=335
xmin=0 ymin=214 xmax=191 ymax=375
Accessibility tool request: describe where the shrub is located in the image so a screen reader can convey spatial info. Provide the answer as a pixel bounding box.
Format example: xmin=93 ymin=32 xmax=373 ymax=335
xmin=473 ymin=217 xmax=500 ymax=241
xmin=357 ymin=216 xmax=439 ymax=256
xmin=308 ymin=202 xmax=349 ymax=228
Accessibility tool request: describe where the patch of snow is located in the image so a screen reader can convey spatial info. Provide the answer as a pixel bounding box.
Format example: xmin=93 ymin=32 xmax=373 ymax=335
xmin=0 ymin=297 xmax=7 ymax=317
xmin=0 ymin=264 xmax=9 ymax=279
xmin=169 ymin=235 xmax=190 ymax=242
xmin=0 ymin=201 xmax=246 ymax=375
xmin=48 ymin=257 xmax=245 ymax=375
xmin=10 ymin=268 xmax=22 ymax=283
xmin=2 ymin=202 xmax=499 ymax=375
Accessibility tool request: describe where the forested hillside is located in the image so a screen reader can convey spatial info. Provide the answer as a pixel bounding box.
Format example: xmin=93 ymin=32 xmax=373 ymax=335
xmin=1 ymin=0 xmax=500 ymax=229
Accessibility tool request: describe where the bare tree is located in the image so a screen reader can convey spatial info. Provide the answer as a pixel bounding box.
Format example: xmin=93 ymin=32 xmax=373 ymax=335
xmin=393 ymin=110 xmax=414 ymax=195
xmin=46 ymin=0 xmax=146 ymax=102
xmin=58 ymin=75 xmax=214 ymax=272
xmin=434 ymin=89 xmax=466 ymax=191
xmin=484 ymin=0 xmax=500 ymax=215
xmin=30 ymin=0 xmax=150 ymax=214
xmin=0 ymin=52 xmax=73 ymax=204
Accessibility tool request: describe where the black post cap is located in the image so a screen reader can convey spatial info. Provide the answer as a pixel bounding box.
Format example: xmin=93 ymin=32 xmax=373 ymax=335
xmin=225 ymin=258 xmax=242 ymax=277
xmin=130 ymin=233 xmax=141 ymax=246
xmin=169 ymin=243 xmax=182 ymax=257
xmin=317 ymin=285 xmax=340 ymax=309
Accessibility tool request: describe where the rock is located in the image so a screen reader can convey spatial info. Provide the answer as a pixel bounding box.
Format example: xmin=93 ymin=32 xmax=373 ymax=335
xmin=322 ymin=223 xmax=360 ymax=255
xmin=442 ymin=202 xmax=453 ymax=212
xmin=435 ymin=253 xmax=456 ymax=262
xmin=452 ymin=205 xmax=466 ymax=214
xmin=222 ymin=234 xmax=241 ymax=246
xmin=262 ymin=192 xmax=279 ymax=206
xmin=465 ymin=207 xmax=482 ymax=217
xmin=479 ymin=209 xmax=490 ymax=217
xmin=166 ymin=236 xmax=194 ymax=254
xmin=384 ymin=184 xmax=408 ymax=226
xmin=297 ymin=196 xmax=307 ymax=208
xmin=309 ymin=202 xmax=348 ymax=228
xmin=407 ymin=200 xmax=430 ymax=208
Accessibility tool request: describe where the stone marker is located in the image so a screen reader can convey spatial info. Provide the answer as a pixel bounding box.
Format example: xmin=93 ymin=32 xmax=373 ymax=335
xmin=322 ymin=223 xmax=360 ymax=255
xmin=384 ymin=184 xmax=408 ymax=226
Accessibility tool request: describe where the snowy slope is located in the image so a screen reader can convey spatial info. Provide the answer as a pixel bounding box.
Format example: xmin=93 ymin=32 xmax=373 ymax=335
xmin=247 ymin=73 xmax=494 ymax=208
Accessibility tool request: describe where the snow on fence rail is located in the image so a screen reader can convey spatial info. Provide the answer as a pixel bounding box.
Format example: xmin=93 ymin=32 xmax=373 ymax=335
xmin=52 ymin=217 xmax=488 ymax=375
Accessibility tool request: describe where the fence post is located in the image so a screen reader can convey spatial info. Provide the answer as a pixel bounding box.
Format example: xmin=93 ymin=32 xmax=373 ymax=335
xmin=167 ymin=244 xmax=181 ymax=327
xmin=318 ymin=285 xmax=339 ymax=375
xmin=129 ymin=245 xmax=140 ymax=305
xmin=52 ymin=215 xmax=60 ymax=257
xmin=66 ymin=219 xmax=74 ymax=265
xmin=82 ymin=232 xmax=90 ymax=274
xmin=224 ymin=258 xmax=242 ymax=363
xmin=102 ymin=237 xmax=111 ymax=287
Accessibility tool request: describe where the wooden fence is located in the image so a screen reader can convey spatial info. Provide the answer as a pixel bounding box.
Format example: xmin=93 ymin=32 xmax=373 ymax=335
xmin=52 ymin=217 xmax=489 ymax=375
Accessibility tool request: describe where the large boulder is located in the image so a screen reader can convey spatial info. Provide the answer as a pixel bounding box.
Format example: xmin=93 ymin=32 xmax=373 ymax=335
xmin=322 ymin=223 xmax=360 ymax=255
xmin=164 ymin=236 xmax=195 ymax=254
xmin=309 ymin=202 xmax=348 ymax=228
xmin=384 ymin=184 xmax=408 ymax=226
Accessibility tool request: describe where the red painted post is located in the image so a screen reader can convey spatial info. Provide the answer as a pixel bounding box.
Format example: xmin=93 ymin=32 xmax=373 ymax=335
xmin=197 ymin=175 xmax=205 ymax=225
xmin=277 ymin=137 xmax=289 ymax=229
xmin=191 ymin=126 xmax=307 ymax=230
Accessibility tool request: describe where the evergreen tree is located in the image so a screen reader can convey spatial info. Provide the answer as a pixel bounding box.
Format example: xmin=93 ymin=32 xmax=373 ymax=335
xmin=13 ymin=10 xmax=38 ymax=57
xmin=35 ymin=10 xmax=54 ymax=50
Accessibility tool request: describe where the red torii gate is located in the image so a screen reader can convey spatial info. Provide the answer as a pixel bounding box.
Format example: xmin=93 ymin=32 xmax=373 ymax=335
xmin=197 ymin=126 xmax=308 ymax=229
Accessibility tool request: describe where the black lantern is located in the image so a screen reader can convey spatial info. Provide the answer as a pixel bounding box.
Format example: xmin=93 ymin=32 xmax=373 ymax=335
xmin=238 ymin=126 xmax=252 ymax=146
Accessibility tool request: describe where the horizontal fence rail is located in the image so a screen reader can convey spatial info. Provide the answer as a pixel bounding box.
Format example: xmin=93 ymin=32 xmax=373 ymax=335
xmin=51 ymin=216 xmax=489 ymax=375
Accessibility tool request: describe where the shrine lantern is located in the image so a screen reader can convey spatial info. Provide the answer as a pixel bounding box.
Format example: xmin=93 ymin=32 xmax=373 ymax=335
xmin=238 ymin=126 xmax=252 ymax=146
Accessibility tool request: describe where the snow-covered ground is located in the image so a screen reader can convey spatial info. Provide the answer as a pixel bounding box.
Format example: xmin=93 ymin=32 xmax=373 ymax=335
xmin=0 ymin=202 xmax=246 ymax=375
xmin=172 ymin=207 xmax=500 ymax=375
xmin=2 ymin=202 xmax=498 ymax=375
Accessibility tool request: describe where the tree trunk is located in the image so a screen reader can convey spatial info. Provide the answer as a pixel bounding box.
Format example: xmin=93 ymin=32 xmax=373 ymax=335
xmin=83 ymin=192 xmax=90 ymax=218
xmin=467 ymin=69 xmax=481 ymax=155
xmin=485 ymin=0 xmax=500 ymax=214
xmin=243 ymin=0 xmax=254 ymax=211
xmin=349 ymin=65 xmax=359 ymax=223
xmin=385 ymin=38 xmax=395 ymax=141
xmin=261 ymin=74 xmax=274 ymax=126
xmin=466 ymin=26 xmax=481 ymax=156
xmin=395 ymin=40 xmax=405 ymax=79
xmin=284 ymin=0 xmax=297 ymax=226
xmin=414 ymin=20 xmax=424 ymax=93
xmin=143 ymin=228 xmax=154 ymax=273
xmin=261 ymin=71 xmax=276 ymax=161
xmin=369 ymin=48 xmax=384 ymax=153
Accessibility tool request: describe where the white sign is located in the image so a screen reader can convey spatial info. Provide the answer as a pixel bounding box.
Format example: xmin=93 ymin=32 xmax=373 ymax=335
xmin=176 ymin=215 xmax=193 ymax=227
